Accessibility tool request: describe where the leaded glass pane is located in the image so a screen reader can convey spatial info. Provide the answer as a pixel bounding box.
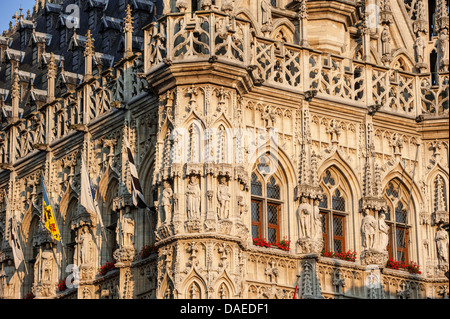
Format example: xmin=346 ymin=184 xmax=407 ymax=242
xmin=267 ymin=177 xmax=280 ymax=199
xmin=268 ymin=228 xmax=277 ymax=243
xmin=334 ymin=240 xmax=343 ymax=254
xmin=251 ymin=173 xmax=262 ymax=196
xmin=333 ymin=216 xmax=344 ymax=236
xmin=321 ymin=213 xmax=327 ymax=234
xmin=252 ymin=225 xmax=260 ymax=239
xmin=251 ymin=201 xmax=261 ymax=222
xmin=332 ymin=189 xmax=345 ymax=211
xmin=386 ymin=182 xmax=399 ymax=198
xmin=267 ymin=204 xmax=279 ymax=225
xmin=323 ymin=170 xmax=335 ymax=186
xmin=396 ymin=227 xmax=407 ymax=248
xmin=395 ymin=202 xmax=407 ymax=224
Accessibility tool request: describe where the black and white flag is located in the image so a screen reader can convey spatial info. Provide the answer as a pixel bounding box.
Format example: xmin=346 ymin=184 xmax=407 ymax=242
xmin=124 ymin=135 xmax=150 ymax=211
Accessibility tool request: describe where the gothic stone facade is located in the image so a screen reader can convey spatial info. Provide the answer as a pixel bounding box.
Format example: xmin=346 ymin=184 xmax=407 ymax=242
xmin=0 ymin=0 xmax=448 ymax=299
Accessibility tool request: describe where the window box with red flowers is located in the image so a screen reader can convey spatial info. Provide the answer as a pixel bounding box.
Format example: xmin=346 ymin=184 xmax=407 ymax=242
xmin=321 ymin=249 xmax=357 ymax=262
xmin=98 ymin=260 xmax=117 ymax=276
xmin=138 ymin=244 xmax=158 ymax=260
xmin=23 ymin=292 xmax=34 ymax=299
xmin=386 ymin=258 xmax=421 ymax=274
xmin=252 ymin=237 xmax=291 ymax=251
xmin=58 ymin=278 xmax=67 ymax=292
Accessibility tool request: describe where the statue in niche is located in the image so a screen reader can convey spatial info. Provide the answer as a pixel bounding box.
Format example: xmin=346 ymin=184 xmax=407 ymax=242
xmin=439 ymin=29 xmax=449 ymax=71
xmin=312 ymin=199 xmax=323 ymax=241
xmin=117 ymin=212 xmax=135 ymax=247
xmin=261 ymin=0 xmax=272 ymax=26
xmin=79 ymin=227 xmax=93 ymax=265
xmin=378 ymin=213 xmax=389 ymax=251
xmin=186 ymin=175 xmax=201 ymax=220
xmin=161 ymin=181 xmax=173 ymax=223
xmin=361 ymin=209 xmax=376 ymax=250
xmin=217 ymin=177 xmax=231 ymax=220
xmin=237 ymin=183 xmax=248 ymax=216
xmin=435 ymin=223 xmax=449 ymax=268
xmin=297 ymin=196 xmax=312 ymax=238
xmin=381 ymin=27 xmax=391 ymax=56
xmin=415 ymin=35 xmax=426 ymax=64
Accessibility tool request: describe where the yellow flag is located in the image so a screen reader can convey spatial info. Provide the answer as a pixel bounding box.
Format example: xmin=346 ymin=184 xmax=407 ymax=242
xmin=42 ymin=180 xmax=61 ymax=241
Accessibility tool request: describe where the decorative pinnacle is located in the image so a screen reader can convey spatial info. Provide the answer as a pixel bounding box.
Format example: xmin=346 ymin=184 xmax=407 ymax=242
xmin=11 ymin=73 xmax=20 ymax=100
xmin=124 ymin=4 xmax=134 ymax=33
xmin=84 ymin=29 xmax=95 ymax=57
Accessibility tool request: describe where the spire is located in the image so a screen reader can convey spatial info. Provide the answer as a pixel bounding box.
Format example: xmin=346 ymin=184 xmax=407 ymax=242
xmin=84 ymin=30 xmax=94 ymax=78
xmin=11 ymin=73 xmax=21 ymax=121
xmin=47 ymin=53 xmax=57 ymax=101
xmin=124 ymin=4 xmax=134 ymax=58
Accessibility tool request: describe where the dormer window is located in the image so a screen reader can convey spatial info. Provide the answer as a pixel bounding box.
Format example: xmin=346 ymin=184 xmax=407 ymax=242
xmin=60 ymin=28 xmax=67 ymax=49
xmin=89 ymin=9 xmax=99 ymax=30
xmin=72 ymin=50 xmax=80 ymax=71
xmin=32 ymin=46 xmax=38 ymax=66
xmin=102 ymin=34 xmax=110 ymax=52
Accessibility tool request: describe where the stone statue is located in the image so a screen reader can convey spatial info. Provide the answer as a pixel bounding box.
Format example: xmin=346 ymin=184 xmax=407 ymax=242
xmin=117 ymin=212 xmax=135 ymax=247
xmin=298 ymin=196 xmax=312 ymax=238
xmin=186 ymin=175 xmax=201 ymax=220
xmin=381 ymin=27 xmax=391 ymax=56
xmin=415 ymin=35 xmax=426 ymax=63
xmin=378 ymin=213 xmax=389 ymax=251
xmin=261 ymin=0 xmax=272 ymax=25
xmin=217 ymin=177 xmax=231 ymax=220
xmin=439 ymin=29 xmax=449 ymax=71
xmin=435 ymin=223 xmax=449 ymax=267
xmin=312 ymin=199 xmax=323 ymax=241
xmin=237 ymin=183 xmax=248 ymax=216
xmin=42 ymin=250 xmax=54 ymax=282
xmin=79 ymin=227 xmax=93 ymax=265
xmin=161 ymin=181 xmax=173 ymax=223
xmin=362 ymin=209 xmax=376 ymax=250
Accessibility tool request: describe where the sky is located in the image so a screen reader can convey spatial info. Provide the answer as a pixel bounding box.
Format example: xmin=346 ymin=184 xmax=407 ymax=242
xmin=0 ymin=0 xmax=37 ymax=34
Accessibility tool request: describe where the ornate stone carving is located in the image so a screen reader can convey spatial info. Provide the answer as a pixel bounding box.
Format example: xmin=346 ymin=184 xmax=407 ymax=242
xmin=217 ymin=176 xmax=231 ymax=220
xmin=161 ymin=181 xmax=173 ymax=224
xmin=186 ymin=175 xmax=201 ymax=220
xmin=435 ymin=224 xmax=449 ymax=273
xmin=297 ymin=198 xmax=323 ymax=254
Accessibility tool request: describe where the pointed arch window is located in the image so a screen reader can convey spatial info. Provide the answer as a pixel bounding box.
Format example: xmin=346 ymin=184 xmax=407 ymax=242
xmin=383 ymin=179 xmax=412 ymax=262
xmin=251 ymin=172 xmax=283 ymax=244
xmin=319 ymin=168 xmax=350 ymax=254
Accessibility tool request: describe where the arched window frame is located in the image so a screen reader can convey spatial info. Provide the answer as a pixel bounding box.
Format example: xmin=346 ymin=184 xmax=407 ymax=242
xmin=251 ymin=170 xmax=284 ymax=245
xmin=318 ymin=167 xmax=351 ymax=254
xmin=383 ymin=179 xmax=413 ymax=262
